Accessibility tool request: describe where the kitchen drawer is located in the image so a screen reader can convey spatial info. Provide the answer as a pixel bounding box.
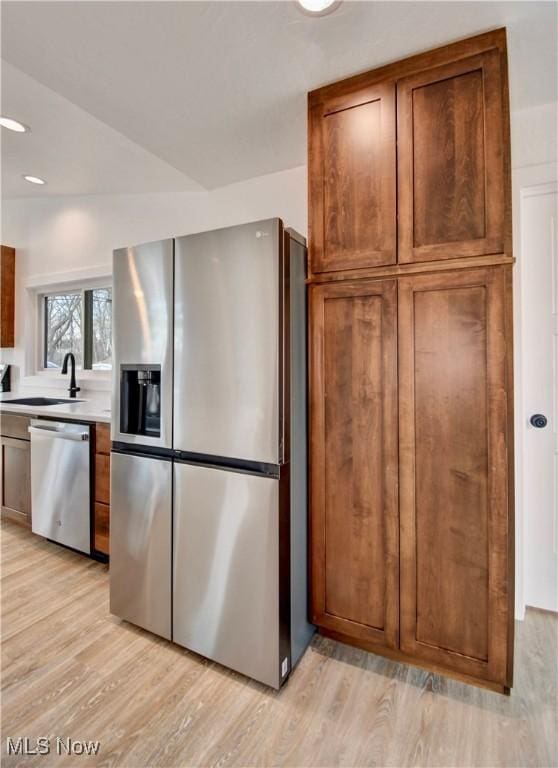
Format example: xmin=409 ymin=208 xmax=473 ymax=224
xmin=94 ymin=502 xmax=110 ymax=555
xmin=1 ymin=413 xmax=31 ymax=441
xmin=96 ymin=423 xmax=111 ymax=455
xmin=95 ymin=453 xmax=110 ymax=505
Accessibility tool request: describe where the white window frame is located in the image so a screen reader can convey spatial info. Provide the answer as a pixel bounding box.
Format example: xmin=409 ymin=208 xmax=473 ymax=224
xmin=39 ymin=284 xmax=112 ymax=373
xmin=21 ymin=268 xmax=113 ymax=391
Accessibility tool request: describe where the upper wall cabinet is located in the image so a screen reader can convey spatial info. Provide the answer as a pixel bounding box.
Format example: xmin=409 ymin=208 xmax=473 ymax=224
xmin=397 ymin=50 xmax=505 ymax=263
xmin=308 ymin=83 xmax=397 ymax=275
xmin=1 ymin=246 xmax=15 ymax=348
xmin=308 ymin=29 xmax=511 ymax=276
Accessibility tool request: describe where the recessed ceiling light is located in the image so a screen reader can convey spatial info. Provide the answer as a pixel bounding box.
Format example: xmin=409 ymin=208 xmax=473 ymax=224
xmin=0 ymin=116 xmax=29 ymax=133
xmin=23 ymin=175 xmax=46 ymax=185
xmin=297 ymin=0 xmax=340 ymax=15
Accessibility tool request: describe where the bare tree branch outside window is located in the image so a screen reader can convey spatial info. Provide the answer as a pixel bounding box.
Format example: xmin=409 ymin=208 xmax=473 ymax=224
xmin=44 ymin=287 xmax=112 ymax=370
xmin=45 ymin=293 xmax=83 ymax=368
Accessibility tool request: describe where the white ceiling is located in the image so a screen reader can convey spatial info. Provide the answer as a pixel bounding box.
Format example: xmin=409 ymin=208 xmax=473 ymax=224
xmin=1 ymin=62 xmax=202 ymax=198
xmin=2 ymin=1 xmax=557 ymax=198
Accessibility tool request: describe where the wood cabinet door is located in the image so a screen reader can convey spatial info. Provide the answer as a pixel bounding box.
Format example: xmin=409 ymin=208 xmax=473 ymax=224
xmin=310 ymin=278 xmax=399 ymax=648
xmin=309 ymin=84 xmax=396 ymax=275
xmin=1 ymin=436 xmax=31 ymax=526
xmin=398 ymin=266 xmax=513 ymax=686
xmin=94 ymin=502 xmax=110 ymax=555
xmin=1 ymin=246 xmax=15 ymax=348
xmin=95 ymin=454 xmax=110 ymax=505
xmin=397 ymin=50 xmax=506 ymax=263
xmin=95 ymin=423 xmax=111 ymax=455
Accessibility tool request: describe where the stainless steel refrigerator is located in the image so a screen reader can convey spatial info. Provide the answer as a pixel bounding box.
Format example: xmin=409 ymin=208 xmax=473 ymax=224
xmin=110 ymin=219 xmax=314 ymax=688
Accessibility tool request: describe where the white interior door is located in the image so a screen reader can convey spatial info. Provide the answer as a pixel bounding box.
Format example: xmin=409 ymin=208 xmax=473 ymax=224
xmin=522 ymin=182 xmax=558 ymax=612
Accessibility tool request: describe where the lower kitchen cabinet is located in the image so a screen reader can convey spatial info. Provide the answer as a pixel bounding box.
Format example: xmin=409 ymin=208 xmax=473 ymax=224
xmin=93 ymin=423 xmax=111 ymax=557
xmin=95 ymin=454 xmax=110 ymax=505
xmin=1 ymin=414 xmax=32 ymax=527
xmin=1 ymin=435 xmax=31 ymax=527
xmin=94 ymin=502 xmax=110 ymax=555
xmin=0 ymin=416 xmax=111 ymax=556
xmin=309 ymin=265 xmax=514 ymax=691
xmin=309 ymin=278 xmax=399 ymax=649
xmin=398 ymin=266 xmax=513 ymax=687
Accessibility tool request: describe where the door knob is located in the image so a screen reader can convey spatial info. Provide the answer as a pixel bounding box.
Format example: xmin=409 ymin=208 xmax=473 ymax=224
xmin=530 ymin=414 xmax=548 ymax=429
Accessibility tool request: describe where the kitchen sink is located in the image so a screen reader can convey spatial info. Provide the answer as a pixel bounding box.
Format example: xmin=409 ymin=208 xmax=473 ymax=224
xmin=4 ymin=397 xmax=84 ymax=406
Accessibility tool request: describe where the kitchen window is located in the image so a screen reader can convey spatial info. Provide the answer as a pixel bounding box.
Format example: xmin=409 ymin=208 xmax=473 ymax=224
xmin=42 ymin=287 xmax=112 ymax=371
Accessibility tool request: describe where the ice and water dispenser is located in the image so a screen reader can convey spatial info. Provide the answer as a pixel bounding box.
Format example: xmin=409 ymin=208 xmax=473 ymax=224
xmin=120 ymin=365 xmax=161 ymax=438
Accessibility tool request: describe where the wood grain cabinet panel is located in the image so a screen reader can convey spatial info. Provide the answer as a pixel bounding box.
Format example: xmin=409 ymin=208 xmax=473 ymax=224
xmin=397 ymin=50 xmax=505 ymax=263
xmin=1 ymin=436 xmax=31 ymax=527
xmin=95 ymin=453 xmax=110 ymax=506
xmin=94 ymin=502 xmax=110 ymax=555
xmin=310 ymin=279 xmax=399 ymax=648
xmin=93 ymin=423 xmax=110 ymax=556
xmin=398 ymin=266 xmax=513 ymax=686
xmin=309 ymin=84 xmax=396 ymax=276
xmin=1 ymin=245 xmax=15 ymax=348
xmin=95 ymin=423 xmax=111 ymax=455
xmin=307 ymin=30 xmax=513 ymax=691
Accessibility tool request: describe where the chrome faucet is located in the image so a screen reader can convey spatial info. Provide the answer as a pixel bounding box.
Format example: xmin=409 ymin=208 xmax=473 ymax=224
xmin=61 ymin=352 xmax=80 ymax=398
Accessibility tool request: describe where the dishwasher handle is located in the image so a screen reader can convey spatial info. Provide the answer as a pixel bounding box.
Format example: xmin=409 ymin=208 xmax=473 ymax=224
xmin=28 ymin=425 xmax=89 ymax=442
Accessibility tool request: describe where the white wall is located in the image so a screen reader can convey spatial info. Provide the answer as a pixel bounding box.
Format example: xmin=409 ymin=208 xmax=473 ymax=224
xmin=0 ymin=165 xmax=307 ymax=388
xmin=511 ymin=101 xmax=558 ymax=169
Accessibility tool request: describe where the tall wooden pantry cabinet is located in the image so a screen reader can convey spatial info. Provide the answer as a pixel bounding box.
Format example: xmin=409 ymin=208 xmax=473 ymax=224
xmin=308 ymin=29 xmax=514 ymax=693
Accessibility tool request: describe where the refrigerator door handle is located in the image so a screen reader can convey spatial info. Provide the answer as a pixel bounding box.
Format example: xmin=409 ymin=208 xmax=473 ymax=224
xmin=278 ymin=227 xmax=289 ymax=465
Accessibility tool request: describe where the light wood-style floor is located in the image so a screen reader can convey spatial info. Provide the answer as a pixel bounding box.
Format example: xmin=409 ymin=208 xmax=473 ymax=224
xmin=1 ymin=519 xmax=557 ymax=768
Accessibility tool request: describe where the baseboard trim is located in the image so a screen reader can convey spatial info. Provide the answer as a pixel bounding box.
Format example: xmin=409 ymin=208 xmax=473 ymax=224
xmin=525 ymin=604 xmax=558 ymax=617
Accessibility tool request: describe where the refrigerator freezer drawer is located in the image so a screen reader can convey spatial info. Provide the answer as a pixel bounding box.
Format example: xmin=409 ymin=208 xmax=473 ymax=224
xmin=110 ymin=452 xmax=172 ymax=640
xmin=173 ymin=462 xmax=282 ymax=688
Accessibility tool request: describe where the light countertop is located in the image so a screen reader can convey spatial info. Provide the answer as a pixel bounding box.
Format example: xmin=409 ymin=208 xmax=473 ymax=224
xmin=0 ymin=391 xmax=111 ymax=424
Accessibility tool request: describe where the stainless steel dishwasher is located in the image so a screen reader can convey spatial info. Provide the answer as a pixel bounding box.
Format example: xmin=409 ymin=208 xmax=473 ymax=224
xmin=29 ymin=419 xmax=91 ymax=554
